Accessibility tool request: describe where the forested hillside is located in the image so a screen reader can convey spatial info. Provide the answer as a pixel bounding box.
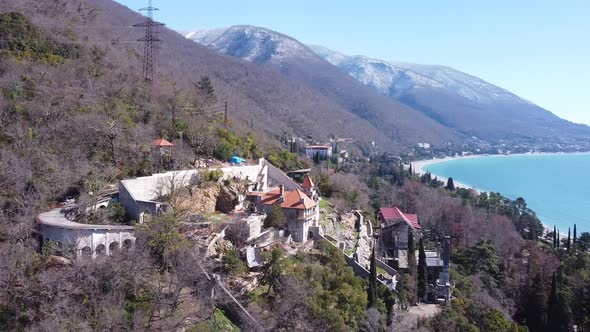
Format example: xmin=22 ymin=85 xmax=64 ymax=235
xmin=190 ymin=27 xmax=590 ymax=150
xmin=185 ymin=25 xmax=460 ymax=149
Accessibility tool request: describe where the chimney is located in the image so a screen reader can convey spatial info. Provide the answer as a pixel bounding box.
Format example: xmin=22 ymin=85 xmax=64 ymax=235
xmin=278 ymin=185 xmax=285 ymax=203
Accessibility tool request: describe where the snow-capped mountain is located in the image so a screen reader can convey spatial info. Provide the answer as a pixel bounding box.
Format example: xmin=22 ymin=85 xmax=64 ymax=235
xmin=309 ymin=45 xmax=530 ymax=105
xmin=183 ymin=26 xmax=590 ymax=143
xmin=184 ymin=26 xmax=321 ymax=64
xmin=309 ymin=45 xmax=590 ymax=141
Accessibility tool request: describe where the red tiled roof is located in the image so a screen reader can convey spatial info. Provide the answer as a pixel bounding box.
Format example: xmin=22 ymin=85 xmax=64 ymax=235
xmin=262 ymin=187 xmax=316 ymax=210
xmin=152 ymin=138 xmax=174 ymax=147
xmin=302 ymin=175 xmax=314 ymax=188
xmin=380 ymin=207 xmax=421 ymax=230
xmin=305 ymin=145 xmax=330 ymax=149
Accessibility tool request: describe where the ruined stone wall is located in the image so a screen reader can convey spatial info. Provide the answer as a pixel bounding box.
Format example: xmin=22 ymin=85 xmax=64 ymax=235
xmin=40 ymin=223 xmax=135 ymax=259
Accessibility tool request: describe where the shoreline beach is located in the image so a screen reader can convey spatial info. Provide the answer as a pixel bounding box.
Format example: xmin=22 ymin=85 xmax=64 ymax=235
xmin=411 ymin=155 xmax=483 ymax=192
xmin=411 ymin=151 xmax=590 ymax=192
xmin=410 ymin=151 xmax=590 ymax=237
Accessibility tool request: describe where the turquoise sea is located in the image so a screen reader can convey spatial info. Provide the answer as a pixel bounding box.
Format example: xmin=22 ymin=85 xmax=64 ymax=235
xmin=423 ymin=153 xmax=590 ymax=232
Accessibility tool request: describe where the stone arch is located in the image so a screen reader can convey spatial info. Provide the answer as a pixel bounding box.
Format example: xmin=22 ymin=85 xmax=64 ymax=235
xmin=81 ymin=246 xmax=92 ymax=258
xmin=122 ymin=239 xmax=134 ymax=250
xmin=109 ymin=241 xmax=119 ymax=254
xmin=95 ymin=244 xmax=106 ymax=256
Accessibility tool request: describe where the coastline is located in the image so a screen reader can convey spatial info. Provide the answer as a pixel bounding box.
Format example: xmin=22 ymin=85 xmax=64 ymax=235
xmin=411 ymin=151 xmax=590 ymax=193
xmin=411 ymin=155 xmax=483 ymax=192
xmin=410 ymin=151 xmax=590 ymax=237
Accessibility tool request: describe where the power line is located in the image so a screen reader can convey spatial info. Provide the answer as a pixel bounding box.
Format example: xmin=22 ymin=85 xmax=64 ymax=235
xmin=0 ymin=21 xmax=136 ymax=29
xmin=0 ymin=4 xmax=142 ymax=14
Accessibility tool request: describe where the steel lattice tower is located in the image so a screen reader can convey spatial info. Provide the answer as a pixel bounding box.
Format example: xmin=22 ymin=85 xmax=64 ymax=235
xmin=134 ymin=0 xmax=164 ymax=84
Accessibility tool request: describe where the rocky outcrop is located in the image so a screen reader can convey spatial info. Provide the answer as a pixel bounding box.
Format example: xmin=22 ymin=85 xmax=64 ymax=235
xmin=175 ymin=179 xmax=250 ymax=215
xmin=176 ymin=182 xmax=220 ymax=215
xmin=216 ymin=185 xmax=240 ymax=213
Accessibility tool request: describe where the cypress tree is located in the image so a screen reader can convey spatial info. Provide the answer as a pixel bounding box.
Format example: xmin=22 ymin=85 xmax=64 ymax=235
xmin=547 ymin=273 xmax=559 ymax=331
xmin=409 ymin=164 xmax=413 ymax=176
xmin=573 ymin=224 xmax=577 ymax=244
xmin=567 ymin=228 xmax=571 ymax=252
xmin=446 ymin=177 xmax=455 ymax=191
xmin=313 ymin=152 xmax=321 ymax=165
xmin=368 ymin=247 xmax=378 ymax=307
xmin=417 ymin=237 xmax=428 ymax=302
xmin=557 ymin=229 xmax=560 ymax=248
xmin=407 ymin=231 xmax=416 ymax=276
xmin=526 ymin=273 xmax=547 ymax=332
xmin=547 ymin=272 xmax=572 ymax=332
xmin=553 ymin=225 xmax=557 ymax=248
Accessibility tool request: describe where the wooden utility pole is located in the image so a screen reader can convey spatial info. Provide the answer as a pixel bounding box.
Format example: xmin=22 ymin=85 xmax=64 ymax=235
xmin=224 ymin=101 xmax=228 ymax=127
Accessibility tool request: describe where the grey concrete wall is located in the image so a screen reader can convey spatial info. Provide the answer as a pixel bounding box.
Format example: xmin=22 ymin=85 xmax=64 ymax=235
xmin=119 ymin=160 xmax=269 ymax=220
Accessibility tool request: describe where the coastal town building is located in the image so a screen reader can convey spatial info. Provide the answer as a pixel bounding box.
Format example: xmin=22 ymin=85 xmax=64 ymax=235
xmin=305 ymin=145 xmax=333 ymax=160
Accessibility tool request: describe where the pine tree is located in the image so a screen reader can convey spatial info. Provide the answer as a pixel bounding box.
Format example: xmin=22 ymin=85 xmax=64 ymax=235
xmin=417 ymin=237 xmax=428 ymax=302
xmin=368 ymin=247 xmax=378 ymax=307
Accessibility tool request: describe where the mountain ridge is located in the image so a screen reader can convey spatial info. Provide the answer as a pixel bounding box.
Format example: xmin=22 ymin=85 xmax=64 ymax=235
xmin=187 ymin=25 xmax=590 ymax=147
xmin=184 ymin=25 xmax=460 ymax=149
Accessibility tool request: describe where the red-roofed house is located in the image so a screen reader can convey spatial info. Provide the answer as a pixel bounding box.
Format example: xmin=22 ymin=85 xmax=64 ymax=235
xmin=260 ymin=184 xmax=319 ymax=242
xmin=379 ymin=207 xmax=421 ymax=259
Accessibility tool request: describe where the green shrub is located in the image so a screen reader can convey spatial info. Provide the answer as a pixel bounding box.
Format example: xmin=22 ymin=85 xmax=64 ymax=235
xmin=0 ymin=12 xmax=80 ymax=64
xmin=200 ymin=169 xmax=224 ymax=182
xmin=222 ymin=250 xmax=247 ymax=277
xmin=109 ymin=202 xmax=128 ymax=224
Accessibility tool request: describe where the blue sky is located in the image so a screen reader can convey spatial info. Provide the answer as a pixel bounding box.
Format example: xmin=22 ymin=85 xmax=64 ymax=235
xmin=116 ymin=0 xmax=590 ymax=125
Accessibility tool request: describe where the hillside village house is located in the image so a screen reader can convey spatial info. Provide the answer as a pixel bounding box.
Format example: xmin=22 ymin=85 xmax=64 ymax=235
xmin=254 ymin=175 xmax=319 ymax=243
xmin=305 ymin=145 xmax=333 ymax=160
xmin=379 ymin=207 xmax=421 ymax=268
xmin=379 ymin=207 xmax=421 ymax=250
xmin=379 ymin=207 xmax=452 ymax=302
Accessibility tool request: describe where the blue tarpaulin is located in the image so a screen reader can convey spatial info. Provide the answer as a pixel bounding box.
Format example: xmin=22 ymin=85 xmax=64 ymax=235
xmin=229 ymin=156 xmax=246 ymax=164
